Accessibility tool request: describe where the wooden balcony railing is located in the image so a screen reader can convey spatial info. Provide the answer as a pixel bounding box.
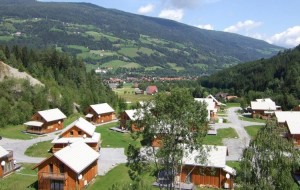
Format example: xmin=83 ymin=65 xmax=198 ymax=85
xmin=41 ymin=172 xmax=67 ymax=180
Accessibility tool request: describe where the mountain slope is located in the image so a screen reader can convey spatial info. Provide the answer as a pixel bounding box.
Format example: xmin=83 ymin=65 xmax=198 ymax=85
xmin=200 ymin=45 xmax=300 ymax=109
xmin=0 ymin=0 xmax=284 ymax=75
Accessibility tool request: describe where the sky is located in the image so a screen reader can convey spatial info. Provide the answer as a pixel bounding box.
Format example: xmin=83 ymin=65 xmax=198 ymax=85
xmin=39 ymin=0 xmax=300 ymax=48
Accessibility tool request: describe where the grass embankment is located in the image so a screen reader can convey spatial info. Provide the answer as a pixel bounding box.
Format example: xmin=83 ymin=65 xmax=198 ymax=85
xmin=0 ymin=125 xmax=37 ymax=140
xmin=203 ymin=128 xmax=238 ymax=145
xmin=25 ymin=140 xmax=52 ymax=158
xmin=245 ymin=125 xmax=264 ymax=139
xmin=0 ymin=163 xmax=37 ymax=190
xmin=113 ymin=83 xmax=153 ymax=103
xmin=239 ymin=116 xmax=266 ymax=123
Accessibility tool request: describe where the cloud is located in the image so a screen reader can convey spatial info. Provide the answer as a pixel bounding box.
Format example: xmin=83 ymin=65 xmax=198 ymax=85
xmin=158 ymin=9 xmax=184 ymax=21
xmin=197 ymin=24 xmax=214 ymax=30
xmin=266 ymin=26 xmax=300 ymax=48
xmin=167 ymin=0 xmax=199 ymax=8
xmin=137 ymin=4 xmax=155 ymax=14
xmin=224 ymin=20 xmax=262 ymax=33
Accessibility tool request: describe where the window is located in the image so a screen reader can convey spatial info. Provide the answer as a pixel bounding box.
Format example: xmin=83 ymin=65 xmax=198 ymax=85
xmin=70 ymin=131 xmax=74 ymax=136
xmin=50 ymin=180 xmax=64 ymax=190
xmin=59 ymin=164 xmax=64 ymax=173
xmin=78 ymin=131 xmax=82 ymax=135
xmin=49 ymin=164 xmax=53 ymax=173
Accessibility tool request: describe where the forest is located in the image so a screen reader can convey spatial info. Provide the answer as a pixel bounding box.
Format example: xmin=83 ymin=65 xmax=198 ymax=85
xmin=0 ymin=44 xmax=124 ymax=128
xmin=200 ymin=45 xmax=300 ymax=110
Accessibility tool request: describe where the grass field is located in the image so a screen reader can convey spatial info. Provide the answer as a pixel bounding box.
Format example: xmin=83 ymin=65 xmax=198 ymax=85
xmin=85 ymin=31 xmax=120 ymax=42
xmin=203 ymin=128 xmax=238 ymax=145
xmin=25 ymin=140 xmax=52 ymax=158
xmin=226 ymin=103 xmax=241 ymax=108
xmin=87 ymin=164 xmax=155 ymax=190
xmin=95 ymin=122 xmax=141 ymax=153
xmin=101 ymin=60 xmax=141 ymax=69
xmin=245 ymin=125 xmax=264 ymax=138
xmin=113 ymin=83 xmax=153 ymax=103
xmin=0 ymin=35 xmax=14 ymax=41
xmin=226 ymin=161 xmax=240 ymax=171
xmin=0 ymin=163 xmax=37 ymax=190
xmin=0 ymin=125 xmax=37 ymax=140
xmin=239 ymin=116 xmax=266 ymax=123
xmin=67 ymin=45 xmax=89 ymax=52
xmin=167 ymin=63 xmax=185 ymax=71
xmin=118 ymin=47 xmax=154 ymax=58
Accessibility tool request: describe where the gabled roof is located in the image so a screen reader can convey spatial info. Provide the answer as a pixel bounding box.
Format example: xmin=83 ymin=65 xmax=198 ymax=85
xmin=0 ymin=146 xmax=9 ymax=158
xmin=23 ymin=121 xmax=44 ymax=127
xmin=146 ymin=86 xmax=158 ymax=94
xmin=207 ymin=94 xmax=224 ymax=106
xmin=38 ymin=108 xmax=67 ymax=122
xmin=60 ymin=117 xmax=95 ymax=137
xmin=194 ymin=98 xmax=215 ymax=111
xmin=54 ymin=141 xmax=99 ymax=174
xmin=90 ymin=103 xmax=115 ymax=115
xmin=125 ymin=109 xmax=144 ymax=121
xmin=52 ymin=132 xmax=100 ymax=144
xmin=275 ymin=111 xmax=300 ymax=123
xmin=286 ymin=118 xmax=300 ymax=135
xmin=182 ymin=145 xmax=236 ymax=175
xmin=251 ymin=98 xmax=277 ymax=111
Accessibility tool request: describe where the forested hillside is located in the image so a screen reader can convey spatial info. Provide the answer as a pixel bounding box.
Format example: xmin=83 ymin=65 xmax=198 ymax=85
xmin=0 ymin=0 xmax=283 ymax=76
xmin=0 ymin=44 xmax=123 ymax=128
xmin=200 ymin=45 xmax=300 ymax=109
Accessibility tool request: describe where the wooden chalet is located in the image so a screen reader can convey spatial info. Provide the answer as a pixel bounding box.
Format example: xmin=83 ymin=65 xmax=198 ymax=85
xmin=293 ymin=105 xmax=300 ymax=111
xmin=51 ymin=117 xmax=101 ymax=153
xmin=250 ymin=98 xmax=281 ymax=119
xmin=24 ymin=108 xmax=67 ymax=134
xmin=0 ymin=146 xmax=19 ymax=178
xmin=282 ymin=117 xmax=300 ymax=148
xmin=179 ymin=145 xmax=235 ymax=189
xmin=85 ymin=103 xmax=116 ymax=124
xmin=33 ymin=141 xmax=99 ymax=190
xmin=206 ymin=94 xmax=225 ymax=111
xmin=120 ymin=109 xmax=144 ymax=132
xmin=146 ymin=86 xmax=158 ymax=95
xmin=194 ymin=98 xmax=217 ymax=121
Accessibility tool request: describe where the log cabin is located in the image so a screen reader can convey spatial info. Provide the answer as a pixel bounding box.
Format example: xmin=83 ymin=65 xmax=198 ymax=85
xmin=119 ymin=109 xmax=144 ymax=132
xmin=24 ymin=108 xmax=67 ymax=134
xmin=33 ymin=141 xmax=99 ymax=190
xmin=85 ymin=103 xmax=116 ymax=124
xmin=179 ymin=145 xmax=236 ymax=189
xmin=52 ymin=117 xmax=101 ymax=153
xmin=0 ymin=146 xmax=19 ymax=178
xmin=250 ymin=98 xmax=281 ymax=119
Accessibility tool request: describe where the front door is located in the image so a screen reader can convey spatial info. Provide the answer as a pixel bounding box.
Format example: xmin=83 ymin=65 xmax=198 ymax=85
xmin=50 ymin=180 xmax=64 ymax=190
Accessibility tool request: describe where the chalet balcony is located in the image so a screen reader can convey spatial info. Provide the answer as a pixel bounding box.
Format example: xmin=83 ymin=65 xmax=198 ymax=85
xmin=41 ymin=172 xmax=67 ymax=180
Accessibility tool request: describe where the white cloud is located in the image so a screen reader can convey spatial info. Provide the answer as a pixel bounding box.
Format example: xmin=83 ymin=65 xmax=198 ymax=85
xmin=167 ymin=0 xmax=199 ymax=8
xmin=197 ymin=24 xmax=214 ymax=30
xmin=224 ymin=20 xmax=262 ymax=33
xmin=158 ymin=9 xmax=184 ymax=21
xmin=137 ymin=4 xmax=155 ymax=14
xmin=266 ymin=26 xmax=300 ymax=48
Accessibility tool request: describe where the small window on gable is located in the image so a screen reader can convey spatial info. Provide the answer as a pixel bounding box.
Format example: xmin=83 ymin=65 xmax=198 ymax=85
xmin=70 ymin=131 xmax=74 ymax=136
xmin=78 ymin=131 xmax=82 ymax=135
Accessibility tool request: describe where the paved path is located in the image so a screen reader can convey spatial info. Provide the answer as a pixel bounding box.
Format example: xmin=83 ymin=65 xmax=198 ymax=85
xmin=213 ymin=107 xmax=265 ymax=161
xmin=98 ymin=148 xmax=127 ymax=176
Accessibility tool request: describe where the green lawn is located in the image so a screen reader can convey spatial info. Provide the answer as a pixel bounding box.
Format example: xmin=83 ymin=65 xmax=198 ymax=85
xmin=25 ymin=140 xmax=52 ymax=158
xmin=226 ymin=103 xmax=241 ymax=108
xmin=67 ymin=45 xmax=89 ymax=52
xmin=245 ymin=125 xmax=264 ymax=138
xmin=95 ymin=122 xmax=141 ymax=153
xmin=0 ymin=125 xmax=37 ymax=140
xmin=203 ymin=128 xmax=238 ymax=145
xmin=0 ymin=163 xmax=37 ymax=190
xmin=101 ymin=60 xmax=141 ymax=69
xmin=113 ymin=85 xmax=153 ymax=103
xmin=87 ymin=164 xmax=155 ymax=190
xmin=0 ymin=35 xmax=13 ymax=41
xmin=239 ymin=116 xmax=266 ymax=123
xmin=226 ymin=161 xmax=240 ymax=171
xmin=167 ymin=63 xmax=185 ymax=71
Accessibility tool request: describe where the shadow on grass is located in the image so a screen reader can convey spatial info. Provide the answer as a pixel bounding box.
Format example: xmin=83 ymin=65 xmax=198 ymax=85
xmin=27 ymin=180 xmax=38 ymax=189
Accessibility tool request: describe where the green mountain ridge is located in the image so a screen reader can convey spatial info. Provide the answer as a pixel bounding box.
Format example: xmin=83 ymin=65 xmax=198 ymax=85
xmin=200 ymin=45 xmax=300 ymax=109
xmin=0 ymin=0 xmax=284 ymax=76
